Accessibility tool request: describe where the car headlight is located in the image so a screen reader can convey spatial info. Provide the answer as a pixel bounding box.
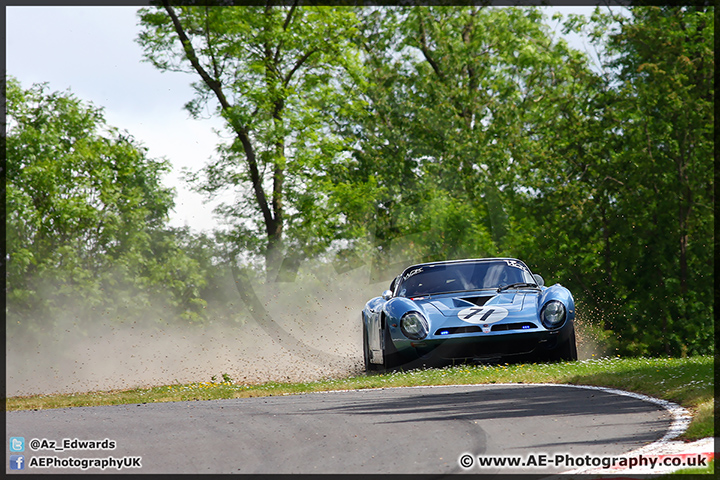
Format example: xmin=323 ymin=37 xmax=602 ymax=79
xmin=541 ymin=300 xmax=566 ymax=329
xmin=400 ymin=311 xmax=429 ymax=340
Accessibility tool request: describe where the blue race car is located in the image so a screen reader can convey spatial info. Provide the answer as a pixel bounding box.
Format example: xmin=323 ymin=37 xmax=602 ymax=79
xmin=362 ymin=258 xmax=577 ymax=371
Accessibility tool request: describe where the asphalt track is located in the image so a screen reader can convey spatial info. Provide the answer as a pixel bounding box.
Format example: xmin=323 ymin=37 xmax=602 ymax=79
xmin=6 ymin=384 xmax=674 ymax=474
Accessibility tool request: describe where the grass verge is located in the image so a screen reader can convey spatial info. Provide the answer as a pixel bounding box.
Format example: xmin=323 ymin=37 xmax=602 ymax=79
xmin=661 ymin=459 xmax=714 ymax=476
xmin=6 ymin=355 xmax=714 ymax=443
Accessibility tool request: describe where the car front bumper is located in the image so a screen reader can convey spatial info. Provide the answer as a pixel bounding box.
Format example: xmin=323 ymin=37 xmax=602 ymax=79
xmin=392 ymin=321 xmax=574 ymax=362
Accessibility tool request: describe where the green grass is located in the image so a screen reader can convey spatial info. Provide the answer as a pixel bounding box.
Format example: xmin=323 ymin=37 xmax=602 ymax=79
xmin=653 ymin=459 xmax=715 ymax=477
xmin=6 ymin=355 xmax=714 ymax=443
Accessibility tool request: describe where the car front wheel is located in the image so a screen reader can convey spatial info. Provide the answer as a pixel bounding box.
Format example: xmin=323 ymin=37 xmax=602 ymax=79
xmin=363 ymin=324 xmax=378 ymax=373
xmin=547 ymin=326 xmax=578 ymax=362
xmin=379 ymin=322 xmax=401 ymax=372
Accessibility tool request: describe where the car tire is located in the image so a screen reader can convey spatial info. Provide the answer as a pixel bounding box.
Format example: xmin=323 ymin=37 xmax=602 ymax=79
xmin=548 ymin=325 xmax=578 ymax=362
xmin=380 ymin=321 xmax=401 ymax=372
xmin=363 ymin=323 xmax=378 ymax=373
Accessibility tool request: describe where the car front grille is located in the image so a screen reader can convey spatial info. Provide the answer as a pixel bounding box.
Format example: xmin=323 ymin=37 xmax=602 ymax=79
xmin=491 ymin=322 xmax=537 ymax=331
xmin=434 ymin=322 xmax=537 ymax=336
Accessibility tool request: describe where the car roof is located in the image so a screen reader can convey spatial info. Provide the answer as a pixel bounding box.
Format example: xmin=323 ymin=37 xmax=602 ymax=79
xmin=399 ymin=257 xmax=527 ymax=275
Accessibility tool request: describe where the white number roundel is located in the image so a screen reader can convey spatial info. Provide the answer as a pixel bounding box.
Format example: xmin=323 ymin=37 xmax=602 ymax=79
xmin=457 ymin=306 xmax=508 ymax=324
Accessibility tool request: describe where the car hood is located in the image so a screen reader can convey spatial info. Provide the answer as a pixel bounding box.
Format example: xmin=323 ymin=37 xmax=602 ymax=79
xmin=421 ymin=291 xmax=538 ymax=317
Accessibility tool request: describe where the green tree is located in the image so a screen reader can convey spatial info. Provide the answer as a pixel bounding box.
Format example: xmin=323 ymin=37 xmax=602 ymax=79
xmin=509 ymin=6 xmax=713 ymax=356
xmin=137 ymin=2 xmax=362 ymax=281
xmin=594 ymin=6 xmax=714 ymax=356
xmin=6 ymin=77 xmax=213 ymax=330
xmin=330 ymin=6 xmax=602 ymax=276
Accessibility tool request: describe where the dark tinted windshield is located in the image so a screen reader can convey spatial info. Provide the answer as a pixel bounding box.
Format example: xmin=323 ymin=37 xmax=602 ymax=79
xmin=396 ymin=260 xmax=534 ymax=297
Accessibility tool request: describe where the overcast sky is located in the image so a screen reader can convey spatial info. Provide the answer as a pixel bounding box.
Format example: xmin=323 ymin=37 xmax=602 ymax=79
xmin=6 ymin=5 xmax=600 ymax=234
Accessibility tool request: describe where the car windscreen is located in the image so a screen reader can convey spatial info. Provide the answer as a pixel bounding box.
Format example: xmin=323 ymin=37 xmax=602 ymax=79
xmin=397 ymin=260 xmax=534 ymax=297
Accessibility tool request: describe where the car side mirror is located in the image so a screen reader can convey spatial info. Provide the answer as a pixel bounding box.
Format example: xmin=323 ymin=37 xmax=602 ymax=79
xmin=382 ymin=290 xmax=393 ymax=300
xmin=533 ymin=274 xmax=545 ymax=287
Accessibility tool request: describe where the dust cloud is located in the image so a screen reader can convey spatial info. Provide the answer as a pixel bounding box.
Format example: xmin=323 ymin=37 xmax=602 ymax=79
xmin=6 ymin=263 xmax=391 ymax=397
xmin=573 ymin=301 xmax=614 ymax=359
xmin=6 ymin=261 xmax=610 ymax=398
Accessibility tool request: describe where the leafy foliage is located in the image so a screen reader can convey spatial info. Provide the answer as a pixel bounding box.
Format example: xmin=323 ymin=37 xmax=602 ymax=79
xmin=540 ymin=6 xmax=715 ymax=356
xmin=137 ymin=4 xmax=363 ymax=279
xmin=5 ymin=78 xmax=237 ymax=333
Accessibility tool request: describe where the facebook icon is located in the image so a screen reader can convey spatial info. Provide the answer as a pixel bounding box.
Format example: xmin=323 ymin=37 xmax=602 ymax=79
xmin=10 ymin=455 xmax=25 ymax=470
